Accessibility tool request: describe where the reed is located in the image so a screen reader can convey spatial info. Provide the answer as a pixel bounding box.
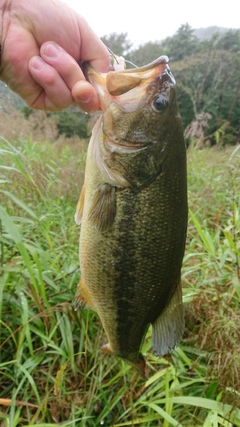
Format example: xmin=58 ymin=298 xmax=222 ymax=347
xmin=0 ymin=137 xmax=239 ymax=426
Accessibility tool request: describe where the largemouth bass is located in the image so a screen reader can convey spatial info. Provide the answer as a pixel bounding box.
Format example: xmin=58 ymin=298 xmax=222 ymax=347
xmin=75 ymin=56 xmax=188 ymax=377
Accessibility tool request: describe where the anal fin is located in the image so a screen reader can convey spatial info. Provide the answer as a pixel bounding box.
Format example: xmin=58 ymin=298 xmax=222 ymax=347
xmin=152 ymin=277 xmax=184 ymax=356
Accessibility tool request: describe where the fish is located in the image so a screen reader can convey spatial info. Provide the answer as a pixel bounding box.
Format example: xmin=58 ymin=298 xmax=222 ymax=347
xmin=74 ymin=55 xmax=188 ymax=377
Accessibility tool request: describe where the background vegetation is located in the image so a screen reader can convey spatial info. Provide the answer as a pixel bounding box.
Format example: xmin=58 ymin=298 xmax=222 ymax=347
xmin=0 ymin=23 xmax=240 ymax=427
xmin=0 ymin=134 xmax=239 ymax=427
xmin=0 ymin=24 xmax=239 ymax=147
xmin=103 ymin=25 xmax=240 ymax=148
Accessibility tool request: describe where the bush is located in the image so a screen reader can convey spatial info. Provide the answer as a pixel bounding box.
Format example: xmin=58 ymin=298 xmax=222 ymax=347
xmin=55 ymin=109 xmax=89 ymax=139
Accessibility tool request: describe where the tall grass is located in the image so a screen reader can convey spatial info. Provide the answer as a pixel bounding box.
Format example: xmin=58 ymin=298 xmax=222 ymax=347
xmin=0 ymin=136 xmax=239 ymax=426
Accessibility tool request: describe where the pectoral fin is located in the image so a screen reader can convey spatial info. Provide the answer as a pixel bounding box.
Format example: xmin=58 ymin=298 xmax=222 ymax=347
xmin=74 ymin=185 xmax=85 ymax=225
xmin=88 ymin=183 xmax=116 ymax=232
xmin=74 ymin=277 xmax=96 ymax=311
xmin=152 ymin=278 xmax=184 ymax=356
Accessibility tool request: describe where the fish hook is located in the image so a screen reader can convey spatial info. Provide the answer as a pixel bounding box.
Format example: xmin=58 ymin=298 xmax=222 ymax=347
xmin=105 ymin=45 xmax=138 ymax=70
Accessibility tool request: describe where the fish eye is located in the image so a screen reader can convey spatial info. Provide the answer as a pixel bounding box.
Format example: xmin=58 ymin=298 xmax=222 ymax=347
xmin=152 ymin=95 xmax=168 ymax=112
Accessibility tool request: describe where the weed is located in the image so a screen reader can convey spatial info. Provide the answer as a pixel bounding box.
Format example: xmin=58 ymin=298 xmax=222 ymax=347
xmin=0 ymin=138 xmax=240 ymax=426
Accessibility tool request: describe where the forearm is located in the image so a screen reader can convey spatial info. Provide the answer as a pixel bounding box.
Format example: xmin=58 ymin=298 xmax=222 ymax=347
xmin=0 ymin=0 xmax=9 ymax=71
xmin=0 ymin=0 xmax=17 ymax=84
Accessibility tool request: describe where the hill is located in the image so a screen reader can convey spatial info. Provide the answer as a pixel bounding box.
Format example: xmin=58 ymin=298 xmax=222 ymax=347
xmin=193 ymin=26 xmax=235 ymax=40
xmin=0 ymin=81 xmax=24 ymax=108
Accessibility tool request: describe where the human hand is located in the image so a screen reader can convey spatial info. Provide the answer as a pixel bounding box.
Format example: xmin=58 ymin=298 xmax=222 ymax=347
xmin=0 ymin=0 xmax=110 ymax=112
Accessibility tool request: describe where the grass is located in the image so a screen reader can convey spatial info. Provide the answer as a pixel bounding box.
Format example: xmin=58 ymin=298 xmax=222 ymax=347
xmin=0 ymin=135 xmax=239 ymax=426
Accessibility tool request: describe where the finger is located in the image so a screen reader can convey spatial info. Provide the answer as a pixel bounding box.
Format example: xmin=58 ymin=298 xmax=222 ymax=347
xmin=74 ymin=15 xmax=110 ymax=72
xmin=40 ymin=42 xmax=85 ymax=89
xmin=40 ymin=42 xmax=101 ymax=112
xmin=29 ymin=56 xmax=73 ymax=110
xmin=72 ymin=80 xmax=100 ymax=113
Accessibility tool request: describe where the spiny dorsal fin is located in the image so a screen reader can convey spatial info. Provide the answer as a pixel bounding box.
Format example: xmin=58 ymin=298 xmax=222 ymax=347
xmin=74 ymin=184 xmax=85 ymax=225
xmin=88 ymin=183 xmax=116 ymax=232
xmin=152 ymin=277 xmax=184 ymax=356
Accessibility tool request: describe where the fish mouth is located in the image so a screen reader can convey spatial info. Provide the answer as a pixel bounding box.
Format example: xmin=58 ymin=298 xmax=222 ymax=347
xmin=122 ymin=55 xmax=169 ymax=73
xmin=83 ymin=55 xmax=169 ymax=77
xmin=82 ymin=55 xmax=171 ymax=100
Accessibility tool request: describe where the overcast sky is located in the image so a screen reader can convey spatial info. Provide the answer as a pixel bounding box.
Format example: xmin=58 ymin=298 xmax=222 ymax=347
xmin=63 ymin=0 xmax=239 ymax=46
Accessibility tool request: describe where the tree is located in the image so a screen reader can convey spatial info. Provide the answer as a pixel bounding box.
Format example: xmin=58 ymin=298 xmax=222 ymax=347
xmin=127 ymin=41 xmax=164 ymax=67
xmin=215 ymin=29 xmax=240 ymax=52
xmin=55 ymin=108 xmax=89 ymax=139
xmin=101 ymin=32 xmax=132 ymax=57
xmin=173 ymin=50 xmax=235 ymax=116
xmin=161 ymin=23 xmax=199 ymax=61
xmin=173 ymin=49 xmax=240 ymax=144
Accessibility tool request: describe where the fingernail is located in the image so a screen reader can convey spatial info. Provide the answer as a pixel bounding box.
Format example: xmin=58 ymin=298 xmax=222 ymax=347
xmin=77 ymin=93 xmax=93 ymax=104
xmin=76 ymin=93 xmax=96 ymax=113
xmin=30 ymin=56 xmax=44 ymax=70
xmin=43 ymin=43 xmax=61 ymax=59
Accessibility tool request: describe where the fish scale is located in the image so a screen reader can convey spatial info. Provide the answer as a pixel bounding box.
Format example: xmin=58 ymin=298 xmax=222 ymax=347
xmin=75 ymin=56 xmax=188 ymax=376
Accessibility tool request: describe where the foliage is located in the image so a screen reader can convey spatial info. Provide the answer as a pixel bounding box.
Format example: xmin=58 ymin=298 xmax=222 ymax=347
xmin=101 ymin=33 xmax=132 ymax=56
xmin=21 ymin=105 xmax=90 ymax=140
xmin=126 ymin=25 xmax=240 ymax=145
xmin=184 ymin=113 xmax=212 ymax=148
xmin=215 ymin=29 xmax=240 ymax=52
xmin=53 ymin=108 xmax=90 ymax=139
xmin=1 ymin=24 xmax=240 ymax=146
xmin=0 ymin=103 xmax=58 ymax=142
xmin=128 ymin=42 xmax=164 ymax=68
xmin=0 ymin=136 xmax=240 ymax=426
xmin=161 ymin=23 xmax=200 ymax=62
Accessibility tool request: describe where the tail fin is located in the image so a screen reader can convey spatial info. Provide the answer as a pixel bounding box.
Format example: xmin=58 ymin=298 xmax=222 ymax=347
xmin=152 ymin=278 xmax=184 ymax=356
